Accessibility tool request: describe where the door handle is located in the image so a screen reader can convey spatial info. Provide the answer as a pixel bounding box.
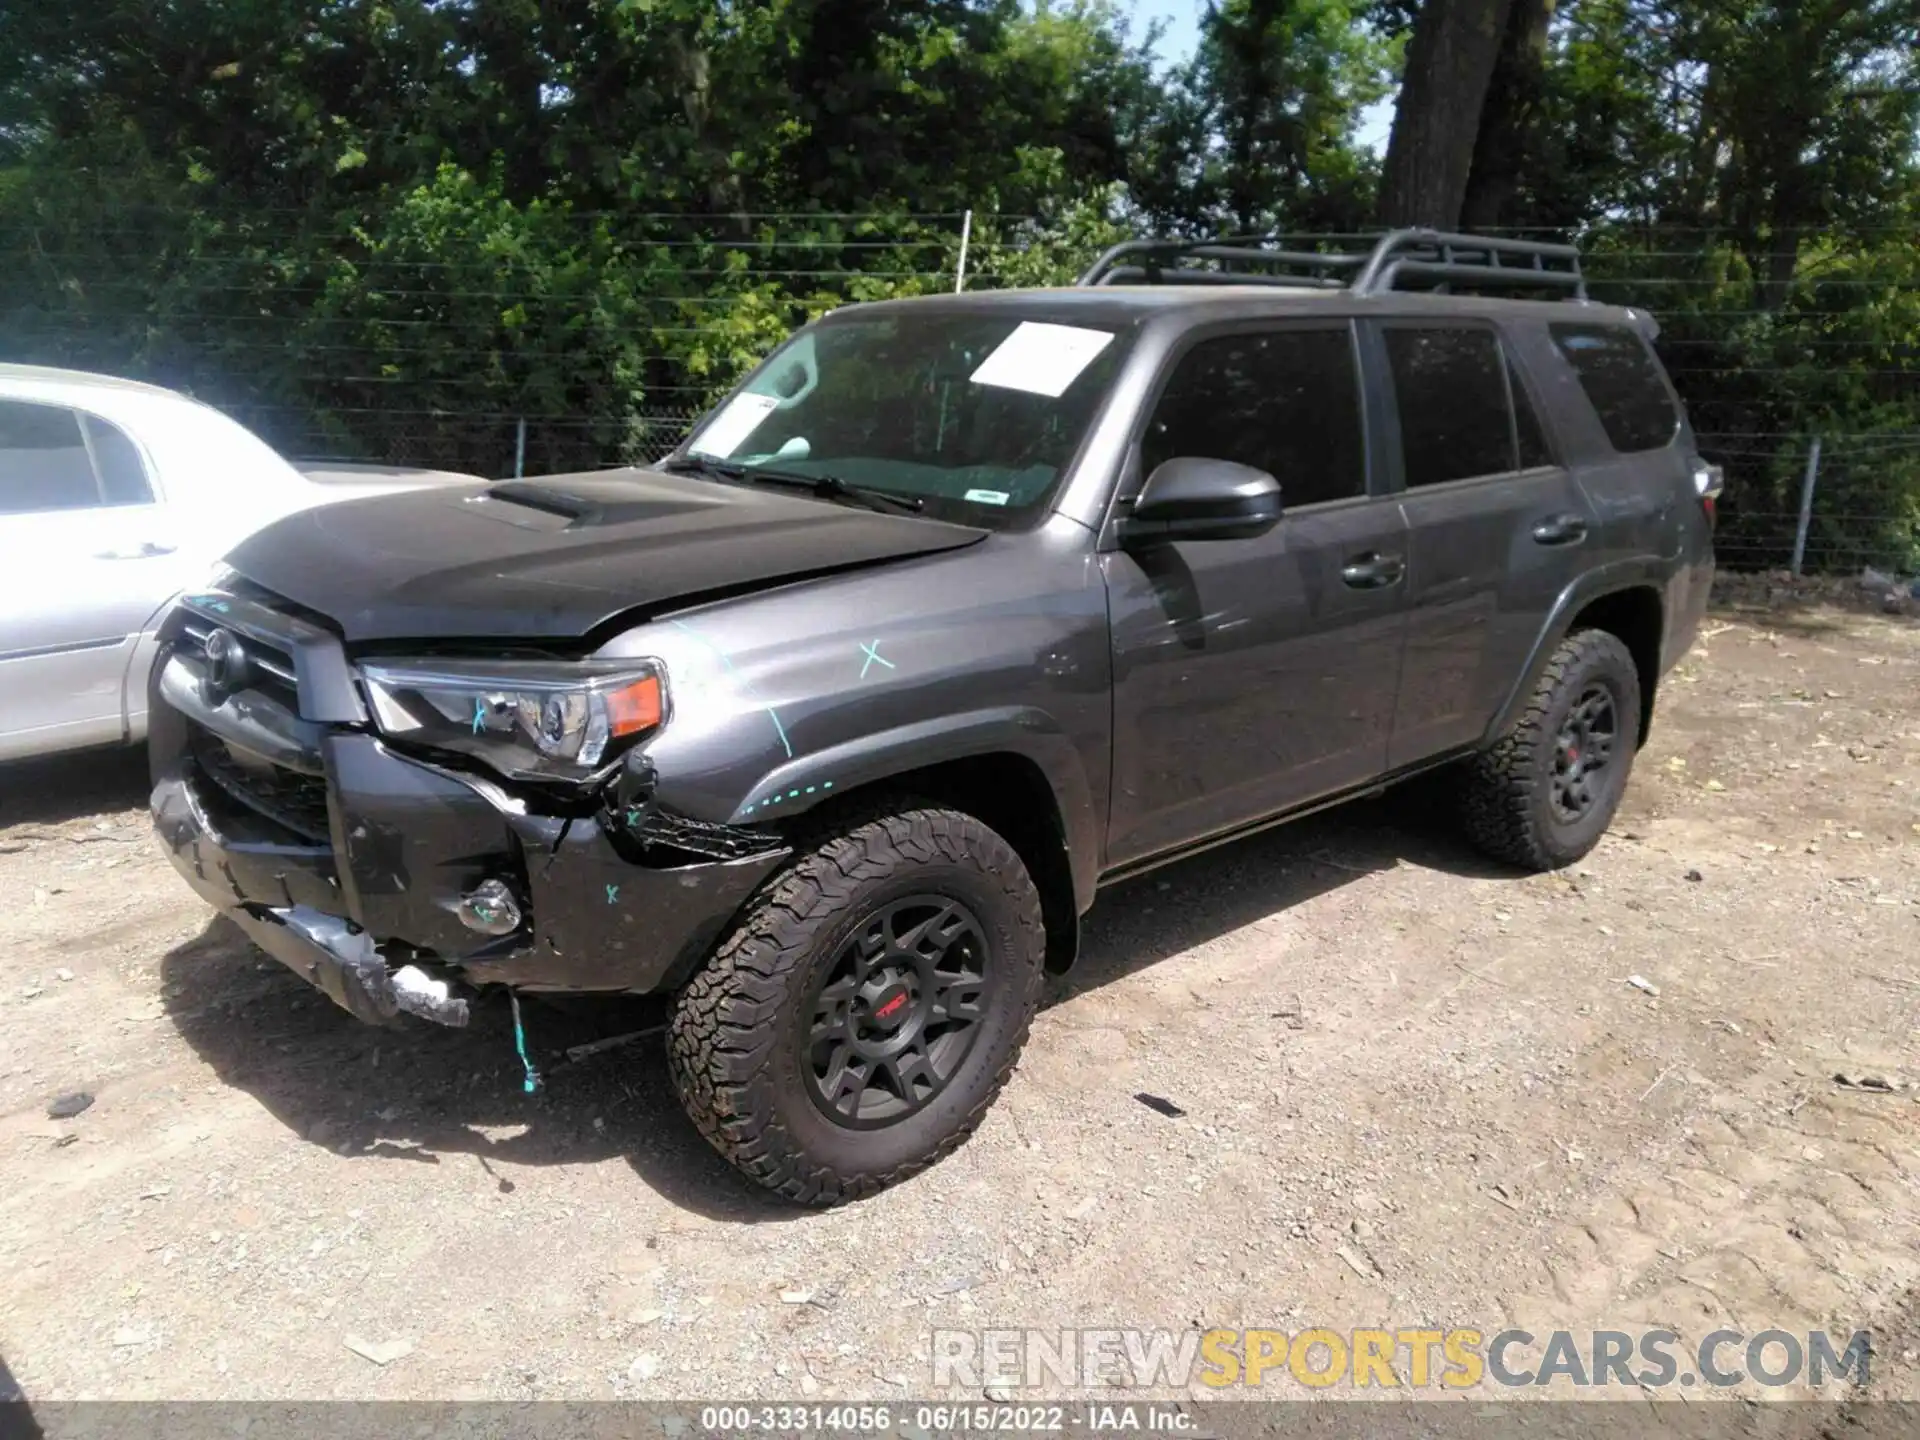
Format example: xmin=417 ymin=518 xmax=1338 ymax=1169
xmin=95 ymin=541 xmax=177 ymax=560
xmin=1341 ymin=552 xmax=1406 ymax=589
xmin=1531 ymin=514 xmax=1589 ymax=546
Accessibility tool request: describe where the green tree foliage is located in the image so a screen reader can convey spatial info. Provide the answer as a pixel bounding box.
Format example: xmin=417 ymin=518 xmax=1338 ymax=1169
xmin=1133 ymin=0 xmax=1392 ymax=232
xmin=0 ymin=0 xmax=1914 ymax=568
xmin=1524 ymin=0 xmax=1920 ymax=567
xmin=0 ymin=0 xmax=1165 ymax=465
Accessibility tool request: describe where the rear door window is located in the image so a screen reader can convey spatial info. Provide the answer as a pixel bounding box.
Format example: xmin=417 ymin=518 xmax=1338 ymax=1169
xmin=1383 ymin=327 xmax=1520 ymax=488
xmin=1141 ymin=326 xmax=1367 ymax=509
xmin=1510 ymin=357 xmax=1553 ymax=469
xmin=0 ymin=401 xmax=153 ymax=514
xmin=0 ymin=401 xmax=100 ymax=514
xmin=1549 ymin=323 xmax=1680 ymax=453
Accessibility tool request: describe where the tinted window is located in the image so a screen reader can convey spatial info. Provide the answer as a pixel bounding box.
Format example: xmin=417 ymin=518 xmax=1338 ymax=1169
xmin=1141 ymin=327 xmax=1365 ymax=508
xmin=1550 ymin=323 xmax=1679 ymax=452
xmin=1510 ymin=359 xmax=1553 ymax=469
xmin=82 ymin=414 xmax=154 ymax=504
xmin=0 ymin=401 xmax=99 ymax=515
xmin=1384 ymin=327 xmax=1515 ymax=487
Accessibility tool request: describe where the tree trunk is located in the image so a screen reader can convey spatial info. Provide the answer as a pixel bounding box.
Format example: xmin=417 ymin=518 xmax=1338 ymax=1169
xmin=1221 ymin=0 xmax=1284 ymax=233
xmin=1377 ymin=0 xmax=1516 ymax=229
xmin=1459 ymin=0 xmax=1553 ymax=231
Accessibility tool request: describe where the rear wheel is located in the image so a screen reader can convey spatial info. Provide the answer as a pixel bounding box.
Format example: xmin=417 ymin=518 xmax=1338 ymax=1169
xmin=1459 ymin=629 xmax=1642 ymax=871
xmin=668 ymin=805 xmax=1044 ymax=1205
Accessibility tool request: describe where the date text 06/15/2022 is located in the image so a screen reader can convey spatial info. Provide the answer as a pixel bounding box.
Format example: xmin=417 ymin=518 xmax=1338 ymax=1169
xmin=697 ymin=1405 xmax=1196 ymax=1433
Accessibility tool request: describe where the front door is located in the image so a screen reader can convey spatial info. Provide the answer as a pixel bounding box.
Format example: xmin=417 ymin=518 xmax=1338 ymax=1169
xmin=0 ymin=399 xmax=174 ymax=759
xmin=1104 ymin=323 xmax=1411 ymax=870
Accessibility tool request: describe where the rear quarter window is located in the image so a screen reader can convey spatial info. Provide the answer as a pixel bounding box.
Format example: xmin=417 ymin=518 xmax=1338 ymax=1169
xmin=1549 ymin=323 xmax=1680 ymax=453
xmin=81 ymin=413 xmax=154 ymax=505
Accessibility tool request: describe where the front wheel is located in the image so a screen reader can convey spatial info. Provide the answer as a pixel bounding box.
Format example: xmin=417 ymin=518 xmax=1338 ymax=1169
xmin=1458 ymin=629 xmax=1643 ymax=871
xmin=668 ymin=805 xmax=1044 ymax=1205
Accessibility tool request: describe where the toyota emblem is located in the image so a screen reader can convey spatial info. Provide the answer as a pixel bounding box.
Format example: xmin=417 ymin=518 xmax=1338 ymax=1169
xmin=202 ymin=627 xmax=251 ymax=696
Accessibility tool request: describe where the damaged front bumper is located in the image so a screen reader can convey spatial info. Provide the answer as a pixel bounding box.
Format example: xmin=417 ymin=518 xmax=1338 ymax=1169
xmin=149 ymin=594 xmax=788 ymax=1027
xmin=215 ymin=900 xmax=470 ymax=1027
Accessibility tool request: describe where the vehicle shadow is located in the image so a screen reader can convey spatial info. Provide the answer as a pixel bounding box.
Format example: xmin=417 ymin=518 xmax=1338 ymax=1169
xmin=1059 ymin=785 xmax=1511 ymax=1005
xmin=0 ymin=1349 xmax=42 ymax=1440
xmin=157 ymin=784 xmax=1516 ymax=1223
xmin=157 ymin=918 xmax=779 ymax=1219
xmin=0 ymin=746 xmax=150 ymax=831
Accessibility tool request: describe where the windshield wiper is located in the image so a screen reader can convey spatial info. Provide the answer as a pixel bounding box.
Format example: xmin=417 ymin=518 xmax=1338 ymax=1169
xmin=661 ymin=455 xmax=924 ymax=516
xmin=660 ymin=454 xmax=744 ymax=483
xmin=756 ymin=468 xmax=926 ymax=516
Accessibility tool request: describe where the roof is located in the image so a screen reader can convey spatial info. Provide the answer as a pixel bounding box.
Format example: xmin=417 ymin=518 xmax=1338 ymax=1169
xmin=0 ymin=362 xmax=186 ymax=399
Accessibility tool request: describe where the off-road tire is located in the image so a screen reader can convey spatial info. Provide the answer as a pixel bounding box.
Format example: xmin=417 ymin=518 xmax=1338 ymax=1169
xmin=1459 ymin=628 xmax=1642 ymax=871
xmin=667 ymin=805 xmax=1044 ymax=1205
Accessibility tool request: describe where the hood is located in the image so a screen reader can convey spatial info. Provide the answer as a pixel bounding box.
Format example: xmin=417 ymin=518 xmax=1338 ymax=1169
xmin=223 ymin=467 xmax=988 ymax=643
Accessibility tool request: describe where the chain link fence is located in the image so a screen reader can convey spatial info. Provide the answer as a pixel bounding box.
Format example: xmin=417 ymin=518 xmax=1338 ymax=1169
xmin=1697 ymin=433 xmax=1920 ymax=577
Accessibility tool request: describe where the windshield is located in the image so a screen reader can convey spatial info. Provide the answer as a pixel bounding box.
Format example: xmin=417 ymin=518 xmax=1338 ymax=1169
xmin=675 ymin=310 xmax=1133 ymax=527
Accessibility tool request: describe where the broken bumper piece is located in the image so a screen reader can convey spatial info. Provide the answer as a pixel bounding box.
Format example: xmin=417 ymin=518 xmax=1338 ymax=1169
xmin=229 ymin=904 xmax=471 ymax=1028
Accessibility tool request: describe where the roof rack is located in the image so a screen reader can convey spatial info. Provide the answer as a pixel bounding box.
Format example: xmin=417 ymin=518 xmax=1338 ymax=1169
xmin=1075 ymin=228 xmax=1586 ymax=301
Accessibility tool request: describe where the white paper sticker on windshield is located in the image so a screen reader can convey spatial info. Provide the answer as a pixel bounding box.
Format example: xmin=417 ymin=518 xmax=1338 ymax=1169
xmin=690 ymin=392 xmax=780 ymax=458
xmin=963 ymin=488 xmax=1011 ymax=506
xmin=969 ymin=322 xmax=1115 ymax=398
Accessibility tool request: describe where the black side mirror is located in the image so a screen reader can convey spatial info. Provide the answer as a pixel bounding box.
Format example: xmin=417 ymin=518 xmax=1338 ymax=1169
xmin=1118 ymin=457 xmax=1283 ymax=544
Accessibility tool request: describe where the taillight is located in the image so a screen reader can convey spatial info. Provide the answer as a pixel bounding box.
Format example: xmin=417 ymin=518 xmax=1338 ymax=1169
xmin=1691 ymin=461 xmax=1724 ymax=526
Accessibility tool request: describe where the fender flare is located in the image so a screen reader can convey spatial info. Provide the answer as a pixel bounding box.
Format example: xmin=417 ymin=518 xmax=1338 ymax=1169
xmin=731 ymin=705 xmax=1101 ymax=913
xmin=1486 ymin=559 xmax=1669 ymax=744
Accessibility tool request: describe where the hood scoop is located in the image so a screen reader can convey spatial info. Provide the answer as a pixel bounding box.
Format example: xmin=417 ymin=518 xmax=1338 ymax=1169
xmin=473 ymin=477 xmax=722 ymax=531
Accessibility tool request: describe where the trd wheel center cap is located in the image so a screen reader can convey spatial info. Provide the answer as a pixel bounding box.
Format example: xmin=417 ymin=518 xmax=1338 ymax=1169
xmin=860 ymin=979 xmax=916 ymax=1034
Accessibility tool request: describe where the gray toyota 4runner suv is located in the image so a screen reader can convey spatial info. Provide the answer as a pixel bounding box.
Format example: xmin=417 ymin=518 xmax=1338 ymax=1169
xmin=150 ymin=231 xmax=1719 ymax=1203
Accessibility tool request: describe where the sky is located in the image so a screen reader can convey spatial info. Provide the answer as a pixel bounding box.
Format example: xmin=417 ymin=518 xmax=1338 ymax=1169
xmin=1124 ymin=0 xmax=1396 ymax=153
xmin=1132 ymin=0 xmax=1205 ymax=63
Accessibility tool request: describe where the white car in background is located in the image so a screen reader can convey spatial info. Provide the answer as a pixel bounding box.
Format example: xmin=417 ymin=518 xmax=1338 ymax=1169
xmin=0 ymin=364 xmax=479 ymax=762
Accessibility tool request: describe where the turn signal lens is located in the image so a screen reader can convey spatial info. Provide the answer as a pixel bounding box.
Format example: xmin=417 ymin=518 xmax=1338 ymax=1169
xmin=606 ymin=674 xmax=664 ymax=739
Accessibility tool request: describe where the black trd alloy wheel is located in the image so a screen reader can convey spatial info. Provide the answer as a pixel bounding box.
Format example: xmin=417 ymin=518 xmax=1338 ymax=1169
xmin=668 ymin=806 xmax=1044 ymax=1205
xmin=1459 ymin=628 xmax=1643 ymax=871
xmin=1550 ymin=683 xmax=1619 ymax=825
xmin=803 ymin=895 xmax=993 ymax=1129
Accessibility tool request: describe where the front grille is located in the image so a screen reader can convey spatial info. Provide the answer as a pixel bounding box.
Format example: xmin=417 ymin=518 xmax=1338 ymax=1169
xmin=178 ymin=617 xmax=300 ymax=710
xmin=189 ymin=726 xmax=332 ymax=843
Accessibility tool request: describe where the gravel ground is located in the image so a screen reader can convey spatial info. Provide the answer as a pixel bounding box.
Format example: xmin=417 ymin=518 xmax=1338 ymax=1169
xmin=1 ymin=589 xmax=1916 ymax=1415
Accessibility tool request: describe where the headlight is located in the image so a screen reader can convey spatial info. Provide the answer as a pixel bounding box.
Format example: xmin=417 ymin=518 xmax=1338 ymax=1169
xmin=358 ymin=659 xmax=667 ymax=782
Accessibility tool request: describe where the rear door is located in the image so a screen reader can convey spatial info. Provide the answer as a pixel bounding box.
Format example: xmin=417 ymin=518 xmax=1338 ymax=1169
xmin=1369 ymin=321 xmax=1595 ymax=768
xmin=0 ymin=398 xmax=175 ymax=759
xmin=1103 ymin=321 xmax=1410 ymax=868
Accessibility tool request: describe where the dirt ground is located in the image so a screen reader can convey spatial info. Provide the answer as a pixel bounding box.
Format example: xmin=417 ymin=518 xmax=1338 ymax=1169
xmin=1 ymin=588 xmax=1916 ymax=1415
